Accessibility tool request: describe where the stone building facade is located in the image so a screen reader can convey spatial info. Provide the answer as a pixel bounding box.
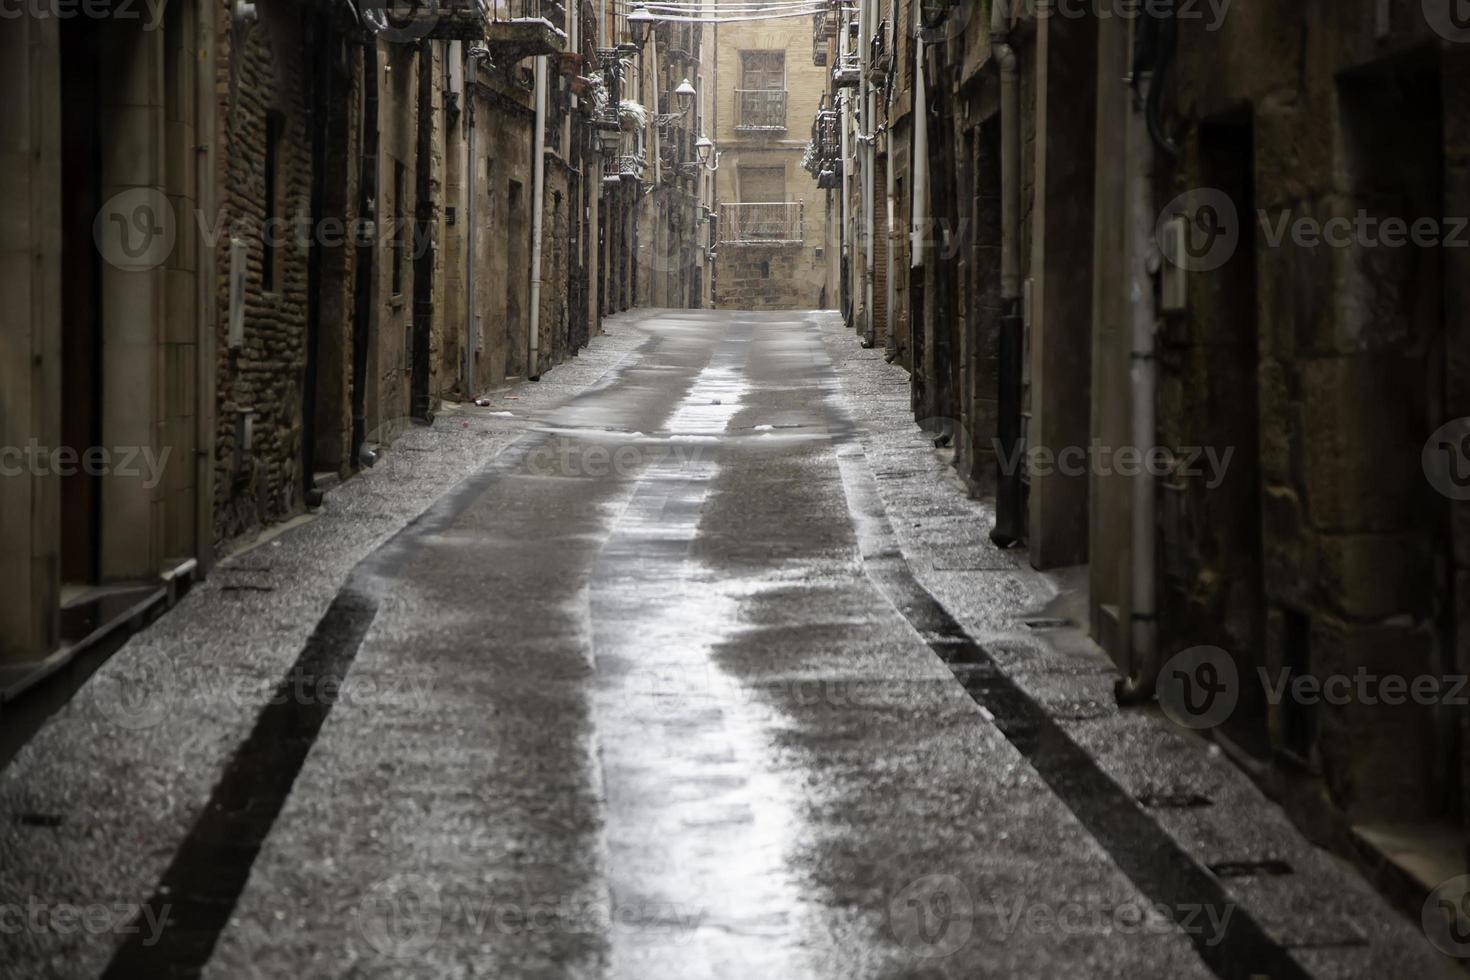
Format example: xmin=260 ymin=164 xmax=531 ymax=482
xmin=811 ymin=0 xmax=1470 ymax=911
xmin=1 ymin=0 xmax=216 ymax=680
xmin=0 ymin=0 xmax=618 ymax=687
xmin=712 ymin=17 xmax=834 ymax=310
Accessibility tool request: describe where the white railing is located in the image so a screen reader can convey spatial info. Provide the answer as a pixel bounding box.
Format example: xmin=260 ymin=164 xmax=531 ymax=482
xmin=719 ymin=202 xmax=803 ymax=244
xmin=734 ymin=90 xmax=788 ymax=131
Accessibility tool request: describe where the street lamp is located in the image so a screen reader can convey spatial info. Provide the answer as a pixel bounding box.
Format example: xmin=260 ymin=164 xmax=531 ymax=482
xmin=628 ymin=4 xmax=655 ymax=46
xmin=695 ymin=134 xmax=720 ymax=171
xmin=674 ymin=77 xmax=696 ymax=114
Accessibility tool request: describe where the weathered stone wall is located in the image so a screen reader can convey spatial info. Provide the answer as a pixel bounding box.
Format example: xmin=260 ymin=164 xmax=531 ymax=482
xmin=212 ymin=1 xmax=318 ymax=544
xmin=711 ymin=18 xmax=832 ymax=310
xmin=469 ymin=77 xmax=535 ymax=385
xmin=1159 ymin=6 xmax=1467 ymax=837
xmin=715 ymin=244 xmax=824 ymax=309
xmin=540 ymin=158 xmax=573 ymax=373
xmin=0 ymin=18 xmax=62 ymax=661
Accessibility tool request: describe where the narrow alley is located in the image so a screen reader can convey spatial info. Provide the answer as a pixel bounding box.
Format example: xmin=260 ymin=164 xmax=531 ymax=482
xmin=5 ymin=0 xmax=1470 ymax=977
xmin=0 ymin=311 xmax=1455 ymax=978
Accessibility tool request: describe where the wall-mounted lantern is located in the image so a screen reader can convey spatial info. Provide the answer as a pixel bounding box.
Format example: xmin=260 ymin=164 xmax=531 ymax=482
xmin=695 ymin=134 xmax=719 ymax=171
xmin=628 ymin=4 xmax=655 ymax=46
xmin=674 ymin=78 xmax=696 ymax=114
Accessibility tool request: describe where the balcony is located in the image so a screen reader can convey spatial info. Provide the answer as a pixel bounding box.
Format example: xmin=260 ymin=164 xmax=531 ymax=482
xmin=719 ymin=203 xmax=803 ymax=244
xmin=603 ymin=153 xmax=645 ymax=184
xmin=832 ymin=57 xmax=860 ymax=88
xmin=485 ymin=0 xmax=568 ymax=58
xmin=370 ymin=0 xmax=489 ymax=40
xmin=734 ymin=90 xmax=788 ymax=132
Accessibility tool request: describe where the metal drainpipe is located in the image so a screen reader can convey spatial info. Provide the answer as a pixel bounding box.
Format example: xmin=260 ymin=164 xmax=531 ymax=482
xmin=855 ymin=0 xmax=870 ymax=337
xmin=886 ymin=0 xmax=897 ymax=352
xmin=884 ymin=120 xmax=896 ymax=360
xmin=194 ymin=0 xmax=218 ymax=577
xmin=838 ymin=22 xmax=853 ymax=327
xmin=565 ymin=0 xmax=576 ymax=160
xmin=529 ymin=55 xmax=548 ymax=380
xmin=989 ymin=0 xmax=1026 ymax=548
xmin=861 ymin=0 xmax=876 ymax=346
xmin=466 ymin=46 xmax=487 ymax=397
xmin=590 ymin=153 xmax=601 ymax=329
xmin=910 ymin=35 xmax=926 ymax=271
xmin=1116 ymin=65 xmax=1160 ymax=704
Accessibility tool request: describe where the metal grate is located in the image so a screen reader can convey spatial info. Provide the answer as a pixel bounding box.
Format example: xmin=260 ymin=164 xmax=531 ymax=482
xmin=718 ymin=202 xmax=803 ymax=244
xmin=734 ymin=90 xmax=788 ymax=131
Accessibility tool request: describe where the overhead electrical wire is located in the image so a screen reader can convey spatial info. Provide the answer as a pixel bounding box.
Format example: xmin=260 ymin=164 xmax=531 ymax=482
xmin=599 ymin=0 xmax=851 ymax=27
xmin=629 ymin=1 xmax=833 ymax=10
xmin=611 ymin=0 xmax=833 ymax=7
xmin=609 ymin=0 xmax=846 ymax=14
xmin=619 ymin=9 xmax=838 ymax=22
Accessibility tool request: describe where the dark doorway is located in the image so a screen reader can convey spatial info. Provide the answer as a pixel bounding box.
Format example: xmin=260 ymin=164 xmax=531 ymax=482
xmin=350 ymin=42 xmax=379 ymax=471
xmin=1336 ymin=54 xmax=1453 ymax=826
xmin=411 ymin=43 xmax=436 ymax=421
xmin=1180 ymin=110 xmax=1265 ymax=757
xmin=303 ymin=14 xmax=354 ymax=500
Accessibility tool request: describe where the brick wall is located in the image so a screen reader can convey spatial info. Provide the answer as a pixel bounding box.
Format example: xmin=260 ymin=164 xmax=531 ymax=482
xmin=213 ymin=1 xmax=317 ymax=545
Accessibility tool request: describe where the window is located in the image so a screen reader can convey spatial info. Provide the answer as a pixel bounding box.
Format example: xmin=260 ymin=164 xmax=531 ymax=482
xmin=740 ymin=51 xmax=784 ymax=90
xmin=737 ymin=52 xmax=786 ymax=130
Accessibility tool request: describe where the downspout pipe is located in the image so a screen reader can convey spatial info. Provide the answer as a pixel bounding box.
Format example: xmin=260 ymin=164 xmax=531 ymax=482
xmin=861 ymin=0 xmax=876 ymax=347
xmin=989 ymin=0 xmax=1026 ymax=548
xmin=565 ymin=0 xmax=576 ymax=159
xmin=838 ymin=19 xmax=853 ymax=327
xmin=590 ymin=146 xmax=602 ymax=331
xmin=855 ymin=0 xmax=870 ymax=337
xmin=884 ymin=118 xmax=896 ymax=360
xmin=529 ymin=55 xmax=548 ymax=380
xmin=991 ymin=0 xmax=1020 ymax=304
xmin=195 ymin=0 xmax=218 ymax=576
xmin=884 ymin=0 xmax=897 ymax=353
xmin=1115 ymin=65 xmax=1160 ymax=705
xmin=466 ymin=46 xmax=489 ymax=397
xmin=909 ymin=36 xmax=926 ymax=271
xmin=863 ymin=76 xmax=876 ymax=347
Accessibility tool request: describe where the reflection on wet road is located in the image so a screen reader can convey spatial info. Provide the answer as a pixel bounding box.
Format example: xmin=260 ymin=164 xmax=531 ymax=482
xmin=98 ymin=310 xmax=1393 ymax=978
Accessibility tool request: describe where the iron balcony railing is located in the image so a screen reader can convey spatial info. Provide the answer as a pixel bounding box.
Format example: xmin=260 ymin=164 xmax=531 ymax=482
xmin=484 ymin=0 xmax=568 ymax=54
xmin=719 ymin=202 xmax=803 ymax=244
xmin=603 ymin=153 xmax=645 ymax=181
xmin=812 ymin=97 xmax=840 ymax=160
xmin=734 ymin=90 xmax=788 ymax=131
xmin=372 ymin=0 xmax=488 ymax=39
xmin=489 ymin=0 xmax=566 ymax=30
